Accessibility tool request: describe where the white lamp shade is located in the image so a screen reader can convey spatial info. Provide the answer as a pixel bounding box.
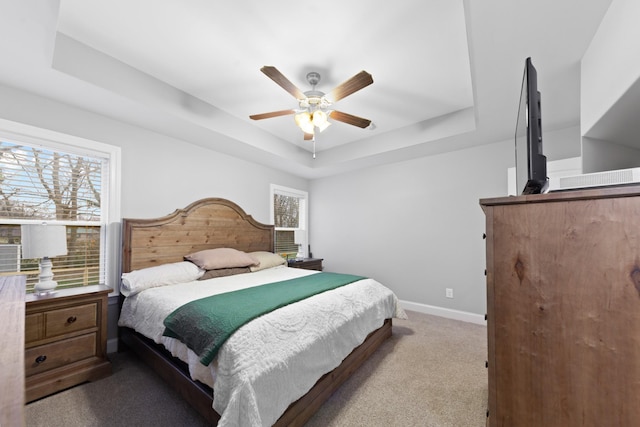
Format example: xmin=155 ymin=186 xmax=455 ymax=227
xmin=21 ymin=224 xmax=68 ymax=259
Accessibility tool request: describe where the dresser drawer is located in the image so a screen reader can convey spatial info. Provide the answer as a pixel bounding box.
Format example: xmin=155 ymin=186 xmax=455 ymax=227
xmin=25 ymin=333 xmax=97 ymax=377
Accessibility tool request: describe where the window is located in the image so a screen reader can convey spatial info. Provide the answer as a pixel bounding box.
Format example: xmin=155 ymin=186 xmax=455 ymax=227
xmin=0 ymin=121 xmax=120 ymax=293
xmin=270 ymin=184 xmax=308 ymax=260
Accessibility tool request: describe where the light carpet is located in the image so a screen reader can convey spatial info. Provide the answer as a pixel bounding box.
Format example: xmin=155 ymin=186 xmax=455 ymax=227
xmin=25 ymin=310 xmax=488 ymax=426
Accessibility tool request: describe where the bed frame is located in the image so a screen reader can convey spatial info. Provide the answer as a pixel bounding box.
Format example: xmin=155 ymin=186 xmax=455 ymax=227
xmin=119 ymin=198 xmax=392 ymax=426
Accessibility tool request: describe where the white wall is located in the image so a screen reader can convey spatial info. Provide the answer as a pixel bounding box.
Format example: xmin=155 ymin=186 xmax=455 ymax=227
xmin=544 ymin=126 xmax=583 ymax=161
xmin=581 ymin=0 xmax=640 ymax=135
xmin=310 ymin=140 xmax=508 ymax=317
xmin=309 ymin=127 xmax=581 ymax=318
xmin=0 ymin=84 xmax=308 ymax=225
xmin=582 ymin=137 xmax=640 ymax=173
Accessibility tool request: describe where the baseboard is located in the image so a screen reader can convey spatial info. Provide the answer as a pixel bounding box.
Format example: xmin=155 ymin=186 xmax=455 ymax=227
xmin=107 ymin=337 xmax=119 ymax=354
xmin=400 ymin=300 xmax=486 ymax=325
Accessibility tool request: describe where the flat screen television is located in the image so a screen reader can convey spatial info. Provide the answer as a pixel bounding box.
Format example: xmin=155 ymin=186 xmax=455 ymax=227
xmin=515 ymin=57 xmax=548 ymax=194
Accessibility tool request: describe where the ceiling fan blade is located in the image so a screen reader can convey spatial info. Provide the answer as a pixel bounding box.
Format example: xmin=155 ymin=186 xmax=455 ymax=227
xmin=330 ymin=110 xmax=372 ymax=128
xmin=328 ymin=71 xmax=374 ymax=102
xmin=303 ymin=132 xmax=314 ymax=140
xmin=261 ymin=66 xmax=306 ymax=99
xmin=249 ymin=109 xmax=296 ymax=120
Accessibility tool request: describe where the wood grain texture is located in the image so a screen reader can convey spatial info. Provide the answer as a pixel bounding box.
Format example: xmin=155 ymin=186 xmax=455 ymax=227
xmin=0 ymin=275 xmax=26 ymax=427
xmin=122 ymin=198 xmax=274 ymax=273
xmin=329 ymin=110 xmax=372 ymax=128
xmin=25 ymin=285 xmax=112 ymax=402
xmin=288 ymin=258 xmax=324 ymax=271
xmin=482 ymin=185 xmax=640 ymax=426
xmin=329 ymin=70 xmax=374 ymax=102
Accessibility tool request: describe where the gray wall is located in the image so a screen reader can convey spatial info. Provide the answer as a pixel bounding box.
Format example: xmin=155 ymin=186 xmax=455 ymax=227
xmin=309 ymin=126 xmax=581 ymax=317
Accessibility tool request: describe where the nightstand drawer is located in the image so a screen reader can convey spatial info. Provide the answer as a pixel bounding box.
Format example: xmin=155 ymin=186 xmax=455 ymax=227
xmin=25 ymin=313 xmax=43 ymax=343
xmin=288 ymin=258 xmax=323 ymax=271
xmin=26 ymin=302 xmax=98 ymax=345
xmin=25 ymin=333 xmax=97 ymax=377
xmin=44 ymin=303 xmax=97 ymax=338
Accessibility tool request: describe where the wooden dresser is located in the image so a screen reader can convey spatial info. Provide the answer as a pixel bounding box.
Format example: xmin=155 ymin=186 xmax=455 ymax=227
xmin=480 ymin=185 xmax=640 ymax=426
xmin=1 ymin=275 xmax=26 ymax=426
xmin=25 ymin=284 xmax=112 ymax=402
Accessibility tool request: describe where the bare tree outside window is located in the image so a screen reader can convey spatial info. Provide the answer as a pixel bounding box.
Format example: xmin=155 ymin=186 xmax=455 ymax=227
xmin=272 ymin=189 xmax=307 ymax=258
xmin=274 ymin=194 xmax=299 ymax=228
xmin=0 ymin=142 xmax=101 ymax=220
xmin=0 ymin=141 xmax=104 ymax=289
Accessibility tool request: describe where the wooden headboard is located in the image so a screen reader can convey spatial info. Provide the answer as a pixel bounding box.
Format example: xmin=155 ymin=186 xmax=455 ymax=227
xmin=122 ymin=198 xmax=274 ymax=273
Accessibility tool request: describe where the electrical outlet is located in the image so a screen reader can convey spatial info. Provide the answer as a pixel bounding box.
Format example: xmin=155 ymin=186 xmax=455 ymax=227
xmin=446 ymin=288 xmax=454 ymax=298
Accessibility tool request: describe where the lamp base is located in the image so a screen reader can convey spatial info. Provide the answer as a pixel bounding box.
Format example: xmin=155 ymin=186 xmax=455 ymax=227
xmin=34 ymin=257 xmax=58 ymax=295
xmin=34 ymin=280 xmax=58 ymax=295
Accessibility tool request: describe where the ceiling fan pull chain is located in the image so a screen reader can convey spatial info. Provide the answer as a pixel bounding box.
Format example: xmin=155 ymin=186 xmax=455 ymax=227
xmin=313 ymin=137 xmax=316 ymax=159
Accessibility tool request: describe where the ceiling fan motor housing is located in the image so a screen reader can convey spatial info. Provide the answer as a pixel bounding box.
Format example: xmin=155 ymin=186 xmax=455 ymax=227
xmin=304 ymin=72 xmax=326 ymax=106
xmin=306 ymin=71 xmax=321 ymax=87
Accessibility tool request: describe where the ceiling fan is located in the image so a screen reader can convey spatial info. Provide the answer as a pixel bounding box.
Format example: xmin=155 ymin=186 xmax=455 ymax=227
xmin=249 ymin=66 xmax=374 ymax=143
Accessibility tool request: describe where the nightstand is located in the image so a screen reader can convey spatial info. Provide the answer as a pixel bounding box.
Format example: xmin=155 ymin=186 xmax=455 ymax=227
xmin=25 ymin=284 xmax=112 ymax=402
xmin=287 ymin=258 xmax=323 ymax=271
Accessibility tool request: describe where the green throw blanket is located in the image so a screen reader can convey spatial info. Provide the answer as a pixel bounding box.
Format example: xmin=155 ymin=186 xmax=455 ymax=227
xmin=162 ymin=272 xmax=365 ymax=365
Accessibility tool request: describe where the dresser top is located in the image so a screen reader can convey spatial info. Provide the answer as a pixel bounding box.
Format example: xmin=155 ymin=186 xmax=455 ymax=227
xmin=480 ymin=184 xmax=640 ymax=208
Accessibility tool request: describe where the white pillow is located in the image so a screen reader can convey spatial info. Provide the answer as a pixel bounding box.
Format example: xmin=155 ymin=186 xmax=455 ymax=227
xmin=121 ymin=261 xmax=204 ymax=296
xmin=249 ymin=251 xmax=286 ymax=272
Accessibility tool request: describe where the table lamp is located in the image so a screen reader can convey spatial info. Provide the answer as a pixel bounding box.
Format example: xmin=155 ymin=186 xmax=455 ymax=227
xmin=21 ymin=224 xmax=68 ymax=294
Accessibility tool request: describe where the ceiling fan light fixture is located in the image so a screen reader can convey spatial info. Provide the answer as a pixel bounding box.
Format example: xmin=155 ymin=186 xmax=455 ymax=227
xmin=312 ymin=110 xmax=327 ymax=126
xmin=294 ymin=112 xmax=314 ymax=134
xmin=251 ymin=67 xmax=374 ymax=147
xmin=294 ymin=111 xmax=310 ymax=125
xmin=316 ymin=119 xmax=331 ymax=133
xmin=312 ymin=110 xmax=331 ymax=132
xmin=319 ymin=97 xmax=331 ymax=109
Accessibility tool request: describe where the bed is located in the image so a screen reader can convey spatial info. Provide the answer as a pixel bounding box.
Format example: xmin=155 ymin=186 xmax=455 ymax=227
xmin=118 ymin=198 xmax=405 ymax=426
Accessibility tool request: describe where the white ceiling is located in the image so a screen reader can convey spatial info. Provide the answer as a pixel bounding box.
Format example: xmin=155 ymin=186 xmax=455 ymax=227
xmin=0 ymin=0 xmax=612 ymax=178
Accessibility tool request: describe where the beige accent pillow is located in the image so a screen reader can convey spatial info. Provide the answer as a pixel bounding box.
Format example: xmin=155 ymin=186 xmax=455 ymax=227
xmin=249 ymin=251 xmax=286 ymax=272
xmin=185 ymin=248 xmax=259 ymax=270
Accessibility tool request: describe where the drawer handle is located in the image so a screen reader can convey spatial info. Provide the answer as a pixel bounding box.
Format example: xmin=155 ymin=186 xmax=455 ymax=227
xmin=67 ymin=316 xmax=77 ymax=324
xmin=35 ymin=355 xmax=47 ymax=364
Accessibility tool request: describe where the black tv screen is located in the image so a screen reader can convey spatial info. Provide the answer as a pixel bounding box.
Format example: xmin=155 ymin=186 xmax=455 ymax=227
xmin=515 ymin=57 xmax=548 ymax=194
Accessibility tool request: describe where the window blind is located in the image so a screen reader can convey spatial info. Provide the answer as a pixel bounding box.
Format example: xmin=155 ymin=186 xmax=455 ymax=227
xmin=0 ymin=140 xmax=106 ymax=291
xmin=272 ymin=186 xmax=307 ymax=258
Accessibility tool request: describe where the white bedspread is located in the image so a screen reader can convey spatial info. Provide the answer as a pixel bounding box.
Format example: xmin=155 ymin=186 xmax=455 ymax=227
xmin=118 ymin=266 xmax=406 ymax=427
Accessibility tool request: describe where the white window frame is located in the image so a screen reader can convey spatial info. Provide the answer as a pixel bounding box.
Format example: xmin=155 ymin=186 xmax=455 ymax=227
xmin=270 ymin=184 xmax=308 ymax=259
xmin=0 ymin=118 xmax=121 ymax=294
